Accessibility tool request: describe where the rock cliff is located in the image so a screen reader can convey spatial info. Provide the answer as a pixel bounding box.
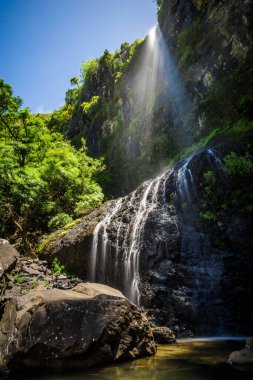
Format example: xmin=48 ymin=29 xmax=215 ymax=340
xmin=39 ymin=148 xmax=253 ymax=337
xmin=65 ymin=0 xmax=253 ymax=196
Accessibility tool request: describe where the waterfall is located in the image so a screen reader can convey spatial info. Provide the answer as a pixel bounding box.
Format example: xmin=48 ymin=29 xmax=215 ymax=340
xmin=177 ymin=156 xmax=196 ymax=206
xmin=89 ymin=148 xmax=226 ymax=311
xmin=176 ymin=149 xmax=225 ymax=209
xmin=90 ymin=173 xmax=167 ymax=304
xmin=90 ymin=198 xmax=123 ymax=283
xmin=175 ymin=148 xmax=228 ymax=334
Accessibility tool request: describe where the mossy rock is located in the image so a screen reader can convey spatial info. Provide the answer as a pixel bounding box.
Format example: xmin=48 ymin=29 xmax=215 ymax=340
xmin=37 ymin=201 xmax=114 ymax=279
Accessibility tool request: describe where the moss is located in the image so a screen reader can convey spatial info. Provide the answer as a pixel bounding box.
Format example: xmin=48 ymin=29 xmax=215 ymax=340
xmin=192 ymin=0 xmax=210 ymax=10
xmin=170 ymin=128 xmax=220 ymax=164
xmin=12 ymin=272 xmax=26 ymax=285
xmin=177 ymin=19 xmax=201 ymax=67
xmin=36 ymin=229 xmax=71 ymax=255
xmin=224 ymin=152 xmax=253 ymax=176
xmin=179 ymin=45 xmax=192 ymax=66
xmin=63 ymin=218 xmax=82 ymax=229
xmin=201 ymin=51 xmax=253 ymax=135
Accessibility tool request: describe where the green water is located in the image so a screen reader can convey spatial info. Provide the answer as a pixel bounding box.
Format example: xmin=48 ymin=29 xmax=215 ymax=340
xmin=11 ymin=339 xmax=251 ymax=380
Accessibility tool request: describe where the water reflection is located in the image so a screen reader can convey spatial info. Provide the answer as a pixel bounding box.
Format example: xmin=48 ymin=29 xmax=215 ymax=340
xmin=10 ymin=339 xmax=251 ymax=380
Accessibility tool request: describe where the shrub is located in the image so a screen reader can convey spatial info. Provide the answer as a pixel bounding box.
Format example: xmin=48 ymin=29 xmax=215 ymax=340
xmin=224 ymin=152 xmax=253 ymax=177
xmin=52 ymin=258 xmax=66 ymax=276
xmin=48 ymin=213 xmax=73 ymax=231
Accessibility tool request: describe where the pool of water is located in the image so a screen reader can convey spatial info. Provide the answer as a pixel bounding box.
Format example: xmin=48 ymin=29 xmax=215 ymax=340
xmin=10 ymin=338 xmax=251 ymax=380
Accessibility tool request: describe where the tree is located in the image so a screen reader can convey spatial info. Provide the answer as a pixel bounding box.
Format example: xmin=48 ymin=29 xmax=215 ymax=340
xmin=0 ymin=79 xmax=105 ymax=252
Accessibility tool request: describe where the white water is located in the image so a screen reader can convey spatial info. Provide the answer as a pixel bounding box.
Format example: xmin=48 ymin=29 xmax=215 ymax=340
xmin=90 ymin=173 xmax=167 ymax=304
xmin=90 ymin=199 xmax=123 ymax=283
xmin=90 ymin=148 xmax=226 ymax=305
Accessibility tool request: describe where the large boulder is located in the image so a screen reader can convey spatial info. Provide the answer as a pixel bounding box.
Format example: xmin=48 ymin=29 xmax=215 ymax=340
xmin=0 ymin=282 xmax=156 ymax=377
xmin=0 ymin=239 xmax=19 ymax=279
xmin=227 ymin=338 xmax=253 ymax=373
xmin=152 ymin=326 xmax=176 ymax=344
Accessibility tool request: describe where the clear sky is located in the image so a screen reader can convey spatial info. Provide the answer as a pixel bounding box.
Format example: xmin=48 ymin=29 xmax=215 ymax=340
xmin=0 ymin=0 xmax=157 ymax=113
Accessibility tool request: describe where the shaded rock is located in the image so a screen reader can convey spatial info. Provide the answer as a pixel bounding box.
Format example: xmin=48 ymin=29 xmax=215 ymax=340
xmin=0 ymin=283 xmax=156 ymax=377
xmin=1 ymin=256 xmax=82 ymax=303
xmin=37 ymin=201 xmax=114 ymax=278
xmin=0 ymin=239 xmax=19 ymax=279
xmin=152 ymin=326 xmax=176 ymax=344
xmin=227 ymin=338 xmax=253 ymax=373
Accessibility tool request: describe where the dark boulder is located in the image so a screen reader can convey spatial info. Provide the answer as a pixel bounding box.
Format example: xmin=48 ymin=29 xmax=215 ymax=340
xmin=0 ymin=239 xmax=19 ymax=279
xmin=0 ymin=283 xmax=156 ymax=377
xmin=227 ymin=338 xmax=253 ymax=374
xmin=152 ymin=326 xmax=176 ymax=344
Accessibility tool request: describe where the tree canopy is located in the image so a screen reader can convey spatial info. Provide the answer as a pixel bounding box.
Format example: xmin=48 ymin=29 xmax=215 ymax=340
xmin=0 ymin=79 xmax=105 ymax=251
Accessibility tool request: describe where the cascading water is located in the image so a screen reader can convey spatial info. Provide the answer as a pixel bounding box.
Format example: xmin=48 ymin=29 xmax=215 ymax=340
xmin=90 ymin=198 xmax=123 ymax=283
xmin=175 ymin=149 xmax=230 ymax=334
xmin=90 ymin=173 xmax=167 ymax=304
xmin=89 ymin=148 xmax=234 ymax=335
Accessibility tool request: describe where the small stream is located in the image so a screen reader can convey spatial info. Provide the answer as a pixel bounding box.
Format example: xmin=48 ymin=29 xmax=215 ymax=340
xmin=10 ymin=339 xmax=250 ymax=380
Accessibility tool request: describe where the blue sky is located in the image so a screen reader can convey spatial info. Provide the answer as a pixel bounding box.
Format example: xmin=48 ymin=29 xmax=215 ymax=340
xmin=0 ymin=0 xmax=157 ymax=113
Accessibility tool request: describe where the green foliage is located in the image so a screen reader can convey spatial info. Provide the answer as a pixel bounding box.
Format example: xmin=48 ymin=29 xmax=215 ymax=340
xmin=48 ymin=213 xmax=73 ymax=232
xmin=156 ymin=0 xmax=169 ymax=25
xmin=70 ymin=77 xmax=79 ymax=87
xmin=80 ymin=59 xmax=99 ymax=84
xmin=224 ymin=152 xmax=253 ymax=176
xmin=199 ymin=150 xmax=253 ymax=233
xmin=81 ymin=95 xmax=100 ymax=115
xmin=171 ymin=128 xmax=220 ymax=164
xmin=202 ymin=51 xmax=253 ymax=134
xmin=31 ymin=276 xmax=38 ymax=289
xmin=47 ymin=104 xmax=74 ymax=133
xmin=199 ymin=210 xmax=216 ymax=221
xmin=65 ymin=88 xmax=79 ymax=105
xmin=199 ymin=169 xmax=225 ymax=227
xmin=12 ymin=272 xmax=26 ymax=285
xmin=177 ymin=20 xmax=201 ymax=66
xmin=52 ymin=258 xmax=66 ymax=276
xmin=0 ymin=79 xmax=105 ymax=250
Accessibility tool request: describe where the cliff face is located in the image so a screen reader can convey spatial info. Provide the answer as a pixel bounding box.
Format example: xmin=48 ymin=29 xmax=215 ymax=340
xmin=66 ymin=0 xmax=253 ymax=197
xmin=157 ymin=0 xmax=253 ymax=134
xmin=39 ymin=147 xmax=253 ymax=337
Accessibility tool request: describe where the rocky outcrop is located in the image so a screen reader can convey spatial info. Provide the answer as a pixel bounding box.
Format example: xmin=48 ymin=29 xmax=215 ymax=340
xmin=0 ymin=239 xmax=20 ymax=306
xmin=0 ymin=239 xmax=19 ymax=279
xmin=1 ymin=256 xmax=82 ymax=305
xmin=38 ymin=201 xmax=113 ymax=277
xmin=66 ymin=0 xmax=253 ymax=196
xmin=0 ymin=283 xmax=156 ymax=377
xmin=227 ymin=338 xmax=253 ymax=374
xmin=152 ymin=326 xmax=176 ymax=344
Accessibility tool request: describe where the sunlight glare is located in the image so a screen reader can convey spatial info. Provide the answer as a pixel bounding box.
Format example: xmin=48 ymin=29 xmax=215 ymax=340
xmin=148 ymin=26 xmax=156 ymax=46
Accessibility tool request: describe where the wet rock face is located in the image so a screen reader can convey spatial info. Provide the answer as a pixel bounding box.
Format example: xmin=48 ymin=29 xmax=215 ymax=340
xmin=38 ymin=201 xmax=114 ymax=278
xmin=227 ymin=338 xmax=253 ymax=374
xmin=39 ymin=149 xmax=253 ymax=337
xmin=0 ymin=284 xmax=156 ymax=377
xmin=159 ymin=0 xmax=253 ymax=101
